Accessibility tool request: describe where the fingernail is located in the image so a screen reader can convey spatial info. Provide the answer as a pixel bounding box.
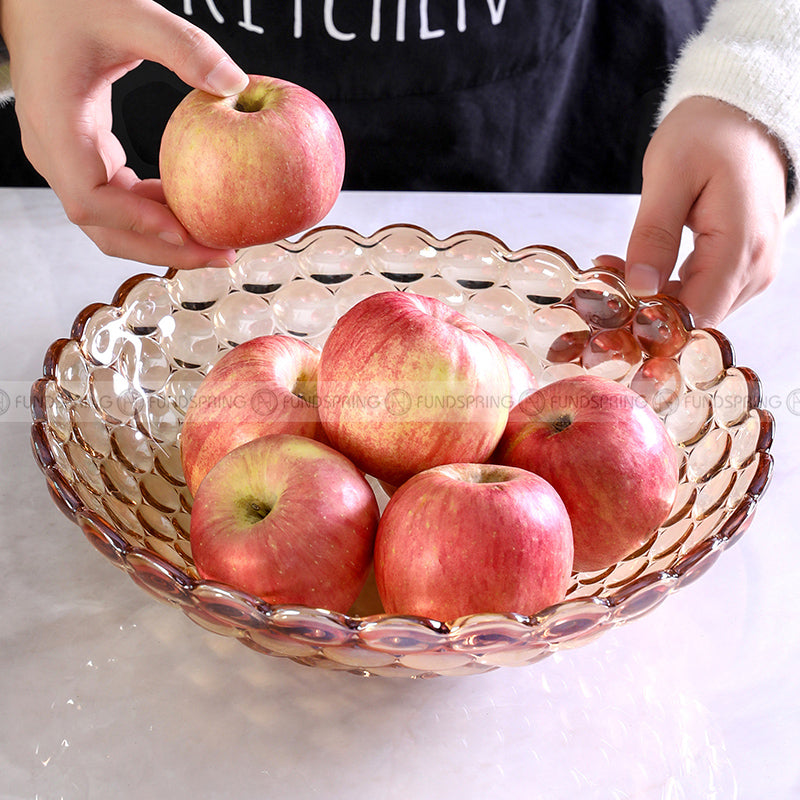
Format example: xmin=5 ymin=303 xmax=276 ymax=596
xmin=627 ymin=263 xmax=661 ymax=297
xmin=206 ymin=59 xmax=249 ymax=96
xmin=205 ymin=257 xmax=234 ymax=268
xmin=159 ymin=231 xmax=184 ymax=247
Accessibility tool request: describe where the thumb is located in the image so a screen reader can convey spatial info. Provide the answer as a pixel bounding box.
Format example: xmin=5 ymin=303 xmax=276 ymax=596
xmin=123 ymin=3 xmax=249 ymax=97
xmin=625 ymin=170 xmax=692 ymax=300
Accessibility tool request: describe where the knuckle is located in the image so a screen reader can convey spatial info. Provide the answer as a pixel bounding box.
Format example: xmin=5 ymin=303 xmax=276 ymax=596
xmin=748 ymin=230 xmax=770 ymax=264
xmin=171 ymin=22 xmax=211 ymax=70
xmin=85 ymin=228 xmax=118 ymax=258
xmin=631 ymin=222 xmax=682 ymax=255
xmin=127 ymin=194 xmax=161 ymax=237
xmin=62 ymin=196 xmax=95 ymax=228
xmin=748 ymin=236 xmax=780 ymax=292
xmin=118 ymin=196 xmax=145 ymax=236
xmin=742 ymin=213 xmax=780 ymax=266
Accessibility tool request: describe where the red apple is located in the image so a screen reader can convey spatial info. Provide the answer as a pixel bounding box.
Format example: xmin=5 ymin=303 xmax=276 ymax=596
xmin=374 ymin=463 xmax=573 ymax=620
xmin=316 ymin=292 xmax=511 ymax=486
xmin=189 ymin=433 xmax=380 ymax=611
xmin=159 ymin=74 xmax=345 ymax=249
xmin=180 ymin=335 xmax=326 ymax=496
xmin=486 ymin=332 xmax=539 ymax=405
xmin=495 ymin=375 xmax=679 ymax=572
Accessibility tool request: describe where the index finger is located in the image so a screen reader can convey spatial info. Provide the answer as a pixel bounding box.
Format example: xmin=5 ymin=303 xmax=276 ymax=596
xmin=625 ymin=159 xmax=696 ymax=298
xmin=110 ymin=3 xmax=248 ymax=96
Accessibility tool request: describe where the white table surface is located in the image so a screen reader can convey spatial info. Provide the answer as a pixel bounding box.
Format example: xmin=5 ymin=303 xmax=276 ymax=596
xmin=1 ymin=188 xmax=798 ymax=800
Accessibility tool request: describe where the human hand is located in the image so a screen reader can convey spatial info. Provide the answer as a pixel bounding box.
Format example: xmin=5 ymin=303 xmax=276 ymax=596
xmin=0 ymin=0 xmax=249 ymax=268
xmin=624 ymin=96 xmax=788 ymax=328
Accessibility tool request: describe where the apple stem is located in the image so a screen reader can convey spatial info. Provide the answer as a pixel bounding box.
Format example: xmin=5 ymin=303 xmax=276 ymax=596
xmin=238 ymin=497 xmax=272 ymax=524
xmin=552 ymin=414 xmax=573 ymax=433
xmin=232 ymin=84 xmax=282 ymax=113
xmin=292 ymin=377 xmax=318 ymax=405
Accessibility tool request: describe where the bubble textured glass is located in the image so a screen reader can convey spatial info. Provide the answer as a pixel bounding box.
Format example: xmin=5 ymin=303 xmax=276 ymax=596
xmin=30 ymin=225 xmax=775 ymax=678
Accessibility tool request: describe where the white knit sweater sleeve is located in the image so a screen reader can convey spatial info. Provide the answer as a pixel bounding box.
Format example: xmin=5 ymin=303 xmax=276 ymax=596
xmin=659 ymin=0 xmax=800 ymax=211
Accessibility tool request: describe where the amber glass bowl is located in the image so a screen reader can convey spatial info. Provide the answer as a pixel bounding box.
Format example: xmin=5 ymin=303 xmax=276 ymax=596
xmin=30 ymin=225 xmax=774 ymax=678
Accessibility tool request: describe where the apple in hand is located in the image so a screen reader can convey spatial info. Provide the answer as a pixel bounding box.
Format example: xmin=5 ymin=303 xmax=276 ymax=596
xmin=160 ymin=75 xmax=345 ymax=249
xmin=181 ymin=335 xmax=326 ymax=496
xmin=495 ymin=375 xmax=679 ymax=572
xmin=189 ymin=434 xmax=380 ymax=611
xmin=374 ymin=462 xmax=574 ymax=620
xmin=317 ymin=292 xmax=511 ymax=487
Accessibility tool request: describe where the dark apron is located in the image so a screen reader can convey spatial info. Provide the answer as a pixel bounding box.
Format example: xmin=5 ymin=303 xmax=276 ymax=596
xmin=1 ymin=0 xmax=714 ymax=192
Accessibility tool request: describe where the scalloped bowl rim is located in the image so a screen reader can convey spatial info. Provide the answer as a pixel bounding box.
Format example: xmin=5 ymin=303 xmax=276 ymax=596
xmin=29 ymin=223 xmax=775 ymax=675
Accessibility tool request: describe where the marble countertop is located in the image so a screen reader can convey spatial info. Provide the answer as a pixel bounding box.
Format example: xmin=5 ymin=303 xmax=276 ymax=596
xmin=1 ymin=188 xmax=797 ymax=799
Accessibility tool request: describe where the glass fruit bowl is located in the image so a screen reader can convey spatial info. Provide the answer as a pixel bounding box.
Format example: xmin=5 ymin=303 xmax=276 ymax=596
xmin=30 ymin=224 xmax=774 ymax=678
